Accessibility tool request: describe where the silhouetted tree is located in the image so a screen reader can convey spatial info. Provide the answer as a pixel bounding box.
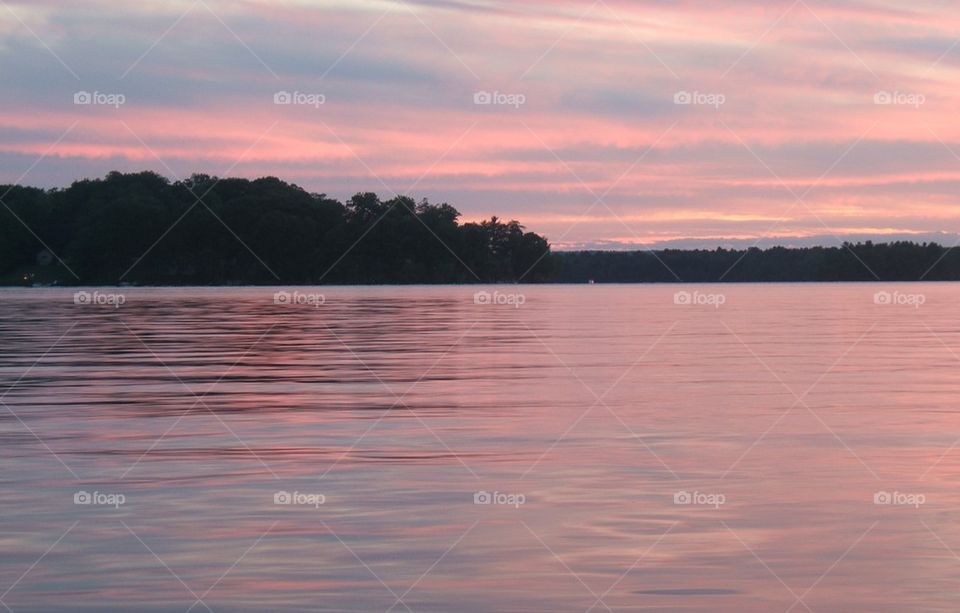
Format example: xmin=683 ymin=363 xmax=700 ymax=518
xmin=0 ymin=171 xmax=553 ymax=285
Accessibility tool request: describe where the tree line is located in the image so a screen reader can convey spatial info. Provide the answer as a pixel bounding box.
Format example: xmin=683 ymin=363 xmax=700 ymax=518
xmin=3 ymin=171 xmax=960 ymax=285
xmin=0 ymin=171 xmax=552 ymax=285
xmin=552 ymin=243 xmax=960 ymax=282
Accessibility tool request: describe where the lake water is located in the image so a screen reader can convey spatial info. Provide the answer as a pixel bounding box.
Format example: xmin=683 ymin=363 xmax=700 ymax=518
xmin=0 ymin=284 xmax=958 ymax=612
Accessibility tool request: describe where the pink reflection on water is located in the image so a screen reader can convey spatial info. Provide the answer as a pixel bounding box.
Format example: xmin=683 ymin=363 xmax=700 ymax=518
xmin=0 ymin=286 xmax=959 ymax=611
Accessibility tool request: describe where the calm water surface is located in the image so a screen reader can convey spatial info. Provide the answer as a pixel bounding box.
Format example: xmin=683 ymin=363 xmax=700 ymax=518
xmin=0 ymin=284 xmax=958 ymax=612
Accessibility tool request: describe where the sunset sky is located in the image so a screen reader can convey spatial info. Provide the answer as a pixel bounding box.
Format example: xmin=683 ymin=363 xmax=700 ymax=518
xmin=3 ymin=0 xmax=960 ymax=249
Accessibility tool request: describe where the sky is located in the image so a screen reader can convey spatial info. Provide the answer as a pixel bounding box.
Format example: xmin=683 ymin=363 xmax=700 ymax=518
xmin=2 ymin=0 xmax=960 ymax=249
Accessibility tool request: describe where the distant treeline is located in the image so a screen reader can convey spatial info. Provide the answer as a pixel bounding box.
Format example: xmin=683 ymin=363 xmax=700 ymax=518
xmin=3 ymin=171 xmax=960 ymax=285
xmin=552 ymin=243 xmax=960 ymax=283
xmin=0 ymin=171 xmax=552 ymax=285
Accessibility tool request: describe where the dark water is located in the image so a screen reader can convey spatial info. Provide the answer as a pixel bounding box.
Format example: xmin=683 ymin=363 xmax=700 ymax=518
xmin=0 ymin=284 xmax=958 ymax=612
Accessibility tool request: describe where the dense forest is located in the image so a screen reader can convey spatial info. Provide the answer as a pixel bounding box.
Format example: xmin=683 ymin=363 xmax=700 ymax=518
xmin=552 ymin=243 xmax=960 ymax=283
xmin=0 ymin=171 xmax=552 ymax=285
xmin=3 ymin=171 xmax=960 ymax=285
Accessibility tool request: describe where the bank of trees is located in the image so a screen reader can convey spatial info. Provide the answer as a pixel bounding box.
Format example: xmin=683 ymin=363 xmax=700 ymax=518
xmin=551 ymin=243 xmax=960 ymax=282
xmin=0 ymin=171 xmax=552 ymax=285
xmin=4 ymin=171 xmax=960 ymax=285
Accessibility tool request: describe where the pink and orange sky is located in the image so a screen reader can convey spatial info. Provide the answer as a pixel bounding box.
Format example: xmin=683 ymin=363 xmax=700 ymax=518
xmin=3 ymin=0 xmax=960 ymax=249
